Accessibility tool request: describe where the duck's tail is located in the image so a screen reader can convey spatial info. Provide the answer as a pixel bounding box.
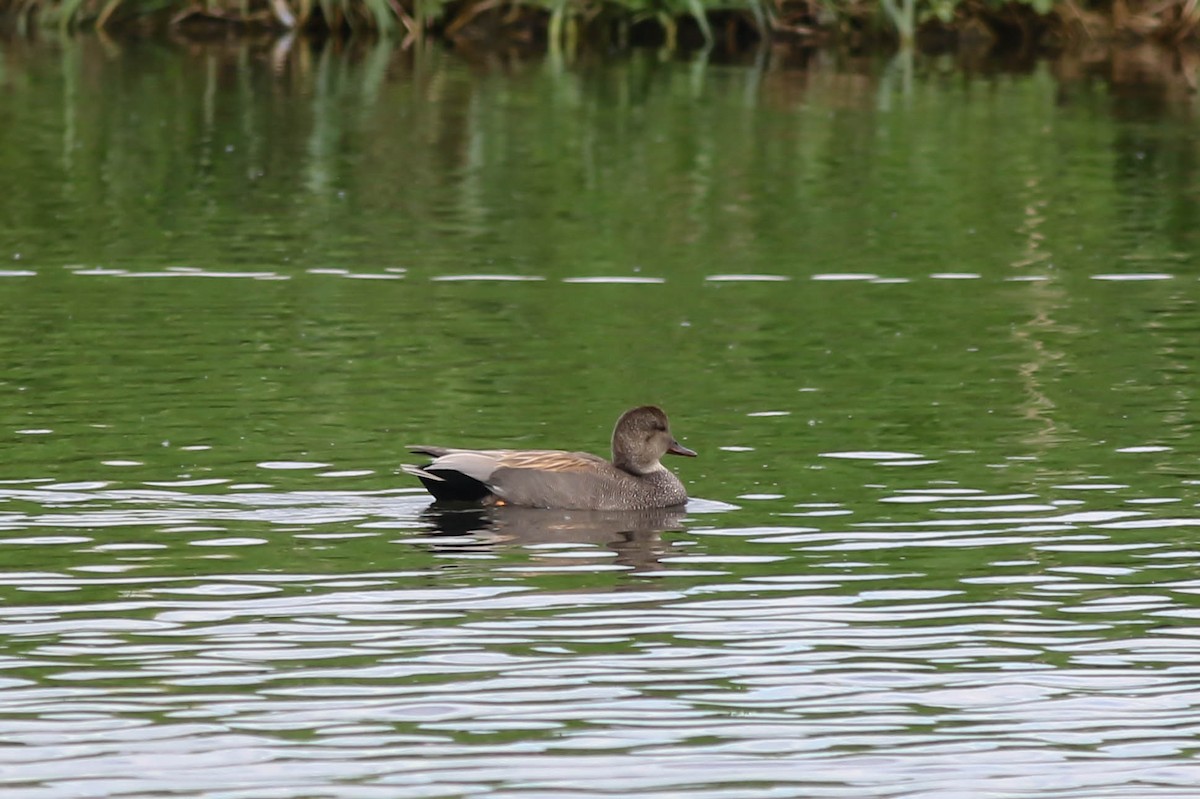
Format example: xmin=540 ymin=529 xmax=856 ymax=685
xmin=401 ymin=457 xmax=494 ymax=503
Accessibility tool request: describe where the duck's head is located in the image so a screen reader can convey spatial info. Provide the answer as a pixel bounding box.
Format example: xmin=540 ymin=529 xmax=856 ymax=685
xmin=612 ymin=405 xmax=696 ymax=475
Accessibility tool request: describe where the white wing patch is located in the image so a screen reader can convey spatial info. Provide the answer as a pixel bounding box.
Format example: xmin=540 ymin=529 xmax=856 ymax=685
xmin=428 ymin=451 xmax=502 ymax=484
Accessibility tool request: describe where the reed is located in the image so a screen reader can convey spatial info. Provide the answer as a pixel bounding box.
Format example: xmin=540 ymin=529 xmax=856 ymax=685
xmin=4 ymin=0 xmax=1200 ymax=46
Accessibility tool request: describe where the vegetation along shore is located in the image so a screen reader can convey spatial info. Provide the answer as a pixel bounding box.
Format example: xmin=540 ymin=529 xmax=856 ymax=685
xmin=3 ymin=0 xmax=1199 ymax=54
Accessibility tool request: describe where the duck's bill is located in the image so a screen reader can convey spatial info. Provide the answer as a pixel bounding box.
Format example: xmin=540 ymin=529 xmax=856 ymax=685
xmin=668 ymin=440 xmax=697 ymax=457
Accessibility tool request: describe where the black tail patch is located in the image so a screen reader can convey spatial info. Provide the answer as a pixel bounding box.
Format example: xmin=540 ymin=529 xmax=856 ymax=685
xmin=419 ymin=469 xmax=494 ymax=503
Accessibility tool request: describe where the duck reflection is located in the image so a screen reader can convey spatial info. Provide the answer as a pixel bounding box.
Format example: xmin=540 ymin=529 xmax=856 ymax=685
xmin=418 ymin=505 xmax=688 ymax=572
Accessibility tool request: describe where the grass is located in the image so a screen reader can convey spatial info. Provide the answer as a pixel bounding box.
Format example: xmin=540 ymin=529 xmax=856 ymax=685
xmin=4 ymin=0 xmax=1200 ymax=48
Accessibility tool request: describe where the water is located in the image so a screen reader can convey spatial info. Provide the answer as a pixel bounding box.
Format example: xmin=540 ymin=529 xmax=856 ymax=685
xmin=3 ymin=35 xmax=1200 ymax=798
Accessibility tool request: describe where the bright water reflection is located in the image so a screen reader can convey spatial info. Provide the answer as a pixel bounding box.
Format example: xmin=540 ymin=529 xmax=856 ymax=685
xmin=4 ymin=469 xmax=1200 ymax=798
xmin=3 ymin=33 xmax=1200 ymax=799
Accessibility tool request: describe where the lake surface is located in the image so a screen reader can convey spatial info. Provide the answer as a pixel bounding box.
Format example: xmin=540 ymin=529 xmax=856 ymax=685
xmin=3 ymin=35 xmax=1200 ymax=798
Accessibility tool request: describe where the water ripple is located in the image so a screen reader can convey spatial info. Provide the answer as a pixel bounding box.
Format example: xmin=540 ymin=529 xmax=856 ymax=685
xmin=1 ymin=477 xmax=1199 ymax=798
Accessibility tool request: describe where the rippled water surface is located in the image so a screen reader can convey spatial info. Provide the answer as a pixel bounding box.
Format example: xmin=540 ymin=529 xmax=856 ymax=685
xmin=3 ymin=37 xmax=1200 ymax=798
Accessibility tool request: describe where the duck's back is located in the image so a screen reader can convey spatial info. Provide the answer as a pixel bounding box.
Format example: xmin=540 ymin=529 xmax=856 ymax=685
xmin=407 ymin=447 xmax=687 ymax=510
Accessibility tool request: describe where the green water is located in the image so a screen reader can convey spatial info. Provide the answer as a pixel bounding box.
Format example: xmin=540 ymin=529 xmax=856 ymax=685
xmin=2 ymin=35 xmax=1200 ymax=799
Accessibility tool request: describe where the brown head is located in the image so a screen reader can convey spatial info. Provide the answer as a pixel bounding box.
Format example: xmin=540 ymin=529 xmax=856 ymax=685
xmin=611 ymin=405 xmax=697 ymax=475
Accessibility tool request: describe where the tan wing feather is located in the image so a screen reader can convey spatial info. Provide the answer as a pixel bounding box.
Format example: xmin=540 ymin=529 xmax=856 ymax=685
xmin=494 ymin=450 xmax=607 ymax=472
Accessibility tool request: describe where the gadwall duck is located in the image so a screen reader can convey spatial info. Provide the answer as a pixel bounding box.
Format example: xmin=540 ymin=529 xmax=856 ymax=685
xmin=402 ymin=405 xmax=696 ymax=510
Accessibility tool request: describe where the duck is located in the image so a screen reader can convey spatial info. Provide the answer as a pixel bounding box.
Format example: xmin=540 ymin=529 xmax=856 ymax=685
xmin=402 ymin=405 xmax=696 ymax=510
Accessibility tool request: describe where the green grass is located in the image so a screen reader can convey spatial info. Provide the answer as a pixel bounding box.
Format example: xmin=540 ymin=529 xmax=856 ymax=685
xmin=2 ymin=0 xmax=1197 ymax=47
